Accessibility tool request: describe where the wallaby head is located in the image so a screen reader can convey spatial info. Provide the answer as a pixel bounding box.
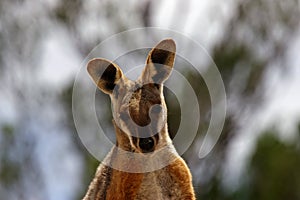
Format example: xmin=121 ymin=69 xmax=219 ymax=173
xmin=87 ymin=39 xmax=176 ymax=154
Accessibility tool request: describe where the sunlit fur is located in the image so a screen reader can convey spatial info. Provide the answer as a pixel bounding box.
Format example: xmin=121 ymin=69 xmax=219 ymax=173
xmin=83 ymin=39 xmax=195 ymax=200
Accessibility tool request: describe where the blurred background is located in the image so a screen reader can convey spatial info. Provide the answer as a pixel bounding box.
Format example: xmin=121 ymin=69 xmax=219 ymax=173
xmin=1 ymin=0 xmax=300 ymax=199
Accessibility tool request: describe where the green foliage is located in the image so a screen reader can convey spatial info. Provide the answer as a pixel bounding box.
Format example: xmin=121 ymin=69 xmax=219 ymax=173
xmin=54 ymin=0 xmax=82 ymax=26
xmin=248 ymin=133 xmax=300 ymax=200
xmin=213 ymin=44 xmax=250 ymax=79
xmin=2 ymin=124 xmax=14 ymax=142
xmin=0 ymin=124 xmax=20 ymax=187
xmin=201 ymin=130 xmax=300 ymax=200
xmin=0 ymin=159 xmax=21 ymax=187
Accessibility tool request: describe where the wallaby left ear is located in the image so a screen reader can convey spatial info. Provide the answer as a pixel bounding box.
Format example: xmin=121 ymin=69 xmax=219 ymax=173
xmin=87 ymin=58 xmax=123 ymax=95
xmin=140 ymin=39 xmax=176 ymax=84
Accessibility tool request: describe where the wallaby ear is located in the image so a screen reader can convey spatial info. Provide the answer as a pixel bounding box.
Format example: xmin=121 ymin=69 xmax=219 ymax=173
xmin=87 ymin=58 xmax=123 ymax=94
xmin=140 ymin=39 xmax=176 ymax=84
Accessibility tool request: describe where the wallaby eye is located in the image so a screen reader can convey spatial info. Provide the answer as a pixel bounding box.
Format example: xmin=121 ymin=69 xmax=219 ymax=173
xmin=138 ymin=137 xmax=154 ymax=153
xmin=154 ymin=83 xmax=160 ymax=89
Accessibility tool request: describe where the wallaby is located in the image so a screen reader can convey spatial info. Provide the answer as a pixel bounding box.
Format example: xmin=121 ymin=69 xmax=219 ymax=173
xmin=83 ymin=39 xmax=195 ymax=200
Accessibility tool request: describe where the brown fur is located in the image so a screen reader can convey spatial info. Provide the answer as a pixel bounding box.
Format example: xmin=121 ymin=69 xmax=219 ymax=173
xmin=83 ymin=39 xmax=196 ymax=200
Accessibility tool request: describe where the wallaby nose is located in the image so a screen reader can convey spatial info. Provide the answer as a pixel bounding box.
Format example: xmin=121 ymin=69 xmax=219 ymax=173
xmin=132 ymin=133 xmax=159 ymax=153
xmin=138 ymin=137 xmax=155 ymax=153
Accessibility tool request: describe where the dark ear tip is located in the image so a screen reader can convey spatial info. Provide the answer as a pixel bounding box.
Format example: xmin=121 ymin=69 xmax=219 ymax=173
xmin=155 ymin=39 xmax=176 ymax=53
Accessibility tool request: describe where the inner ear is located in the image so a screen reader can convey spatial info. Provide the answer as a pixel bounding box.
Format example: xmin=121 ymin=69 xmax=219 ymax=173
xmin=148 ymin=40 xmax=175 ymax=66
xmin=141 ymin=39 xmax=176 ymax=84
xmin=87 ymin=58 xmax=123 ymax=94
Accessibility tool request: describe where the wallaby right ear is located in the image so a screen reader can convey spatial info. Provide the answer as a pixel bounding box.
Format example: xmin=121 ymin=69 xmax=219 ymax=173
xmin=140 ymin=39 xmax=176 ymax=84
xmin=87 ymin=58 xmax=123 ymax=94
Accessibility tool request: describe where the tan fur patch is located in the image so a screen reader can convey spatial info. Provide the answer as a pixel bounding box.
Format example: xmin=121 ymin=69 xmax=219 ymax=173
xmin=106 ymin=170 xmax=144 ymax=200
